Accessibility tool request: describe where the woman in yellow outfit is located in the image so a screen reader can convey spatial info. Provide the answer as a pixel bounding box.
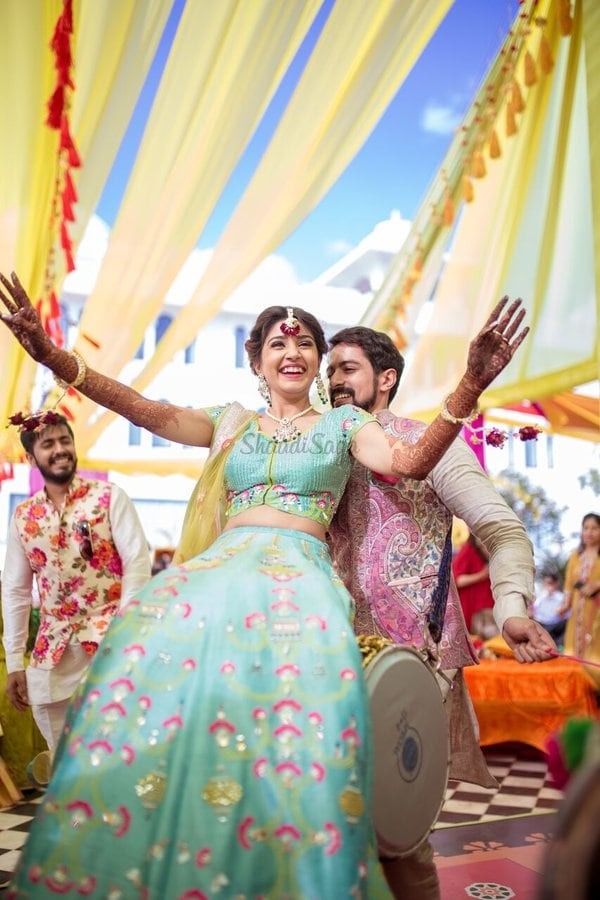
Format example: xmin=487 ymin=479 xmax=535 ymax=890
xmin=562 ymin=513 xmax=600 ymax=688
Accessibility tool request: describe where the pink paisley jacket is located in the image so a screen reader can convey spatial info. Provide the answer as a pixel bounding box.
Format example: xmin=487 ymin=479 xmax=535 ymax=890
xmin=329 ymin=411 xmax=477 ymax=670
xmin=12 ymin=476 xmax=125 ymax=670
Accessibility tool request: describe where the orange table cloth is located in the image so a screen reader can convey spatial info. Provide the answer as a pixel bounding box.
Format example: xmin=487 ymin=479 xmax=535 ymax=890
xmin=463 ymin=657 xmax=599 ymax=751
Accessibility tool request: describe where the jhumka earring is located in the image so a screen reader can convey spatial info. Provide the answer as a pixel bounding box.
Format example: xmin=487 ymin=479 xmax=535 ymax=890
xmin=257 ymin=373 xmax=272 ymax=406
xmin=315 ymin=372 xmax=329 ymax=407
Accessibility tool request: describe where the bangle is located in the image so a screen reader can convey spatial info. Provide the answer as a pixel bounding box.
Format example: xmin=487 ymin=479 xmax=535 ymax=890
xmin=53 ymin=349 xmax=87 ymax=390
xmin=440 ymin=393 xmax=479 ymax=426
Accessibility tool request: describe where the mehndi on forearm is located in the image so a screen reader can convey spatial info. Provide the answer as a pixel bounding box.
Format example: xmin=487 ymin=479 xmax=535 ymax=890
xmin=46 ymin=346 xmax=180 ymax=433
xmin=391 ymin=372 xmax=481 ymax=480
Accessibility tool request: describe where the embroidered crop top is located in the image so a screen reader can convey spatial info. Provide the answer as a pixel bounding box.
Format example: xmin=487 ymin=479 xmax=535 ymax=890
xmin=203 ymin=405 xmax=376 ymax=528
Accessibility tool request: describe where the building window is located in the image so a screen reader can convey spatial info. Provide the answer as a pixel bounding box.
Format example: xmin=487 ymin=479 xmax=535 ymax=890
xmin=546 ymin=434 xmax=554 ymax=468
xmin=155 ymin=313 xmax=173 ymax=346
xmin=129 ymin=423 xmax=141 ymax=446
xmin=184 ymin=340 xmax=195 ymax=364
xmin=524 ymin=438 xmax=537 ymax=468
xmin=235 ymin=325 xmax=246 ymax=368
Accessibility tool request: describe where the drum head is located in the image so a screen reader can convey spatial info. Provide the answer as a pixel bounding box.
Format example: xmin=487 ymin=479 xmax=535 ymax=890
xmin=365 ymin=645 xmax=449 ymax=858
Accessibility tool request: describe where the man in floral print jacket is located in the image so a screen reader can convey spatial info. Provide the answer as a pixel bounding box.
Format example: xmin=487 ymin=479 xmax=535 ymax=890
xmin=2 ymin=414 xmax=150 ymax=755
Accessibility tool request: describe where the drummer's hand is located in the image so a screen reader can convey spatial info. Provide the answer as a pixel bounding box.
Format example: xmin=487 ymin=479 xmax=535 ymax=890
xmin=502 ymin=616 xmax=557 ymax=663
xmin=0 ymin=271 xmax=55 ymax=362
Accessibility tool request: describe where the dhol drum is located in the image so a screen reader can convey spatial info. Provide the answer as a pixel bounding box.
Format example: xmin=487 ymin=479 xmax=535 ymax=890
xmin=361 ymin=638 xmax=450 ymax=859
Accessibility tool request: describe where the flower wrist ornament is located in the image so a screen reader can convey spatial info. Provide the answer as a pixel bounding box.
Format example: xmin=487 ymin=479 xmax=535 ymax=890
xmin=439 ymin=393 xmax=541 ymax=447
xmin=53 ymin=349 xmax=87 ymax=390
xmin=440 ymin=394 xmax=480 ymax=426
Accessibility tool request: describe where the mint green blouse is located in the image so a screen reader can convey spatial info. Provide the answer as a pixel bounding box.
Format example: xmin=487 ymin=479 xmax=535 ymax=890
xmin=203 ymin=405 xmax=375 ymax=528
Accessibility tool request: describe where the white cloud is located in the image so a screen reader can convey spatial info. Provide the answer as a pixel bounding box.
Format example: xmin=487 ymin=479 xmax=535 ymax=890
xmin=420 ymin=101 xmax=462 ymax=136
xmin=325 ymin=238 xmax=353 ymax=258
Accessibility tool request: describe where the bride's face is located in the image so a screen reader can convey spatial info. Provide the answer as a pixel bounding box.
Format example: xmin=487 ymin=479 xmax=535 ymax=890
xmin=256 ymin=320 xmax=320 ymax=402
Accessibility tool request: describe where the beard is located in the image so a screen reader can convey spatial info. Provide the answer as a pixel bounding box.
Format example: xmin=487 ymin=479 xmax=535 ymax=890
xmin=36 ymin=455 xmax=77 ymax=485
xmin=330 ymin=379 xmax=378 ymax=413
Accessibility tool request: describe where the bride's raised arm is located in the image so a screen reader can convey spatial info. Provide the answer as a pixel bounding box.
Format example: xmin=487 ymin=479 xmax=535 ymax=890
xmin=350 ymin=296 xmax=528 ymax=479
xmin=0 ymin=272 xmax=213 ymax=448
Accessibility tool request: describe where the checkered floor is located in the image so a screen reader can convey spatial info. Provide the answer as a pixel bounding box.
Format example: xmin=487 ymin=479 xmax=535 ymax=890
xmin=0 ymin=791 xmax=44 ymax=889
xmin=0 ymin=748 xmax=562 ymax=889
xmin=436 ymin=747 xmax=563 ymax=828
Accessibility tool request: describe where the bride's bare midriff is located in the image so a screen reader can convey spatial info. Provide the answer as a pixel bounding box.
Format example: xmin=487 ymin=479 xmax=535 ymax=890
xmin=223 ymin=507 xmax=327 ymax=542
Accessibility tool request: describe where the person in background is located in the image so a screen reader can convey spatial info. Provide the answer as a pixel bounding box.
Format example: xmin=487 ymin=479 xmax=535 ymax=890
xmin=452 ymin=532 xmax=495 ymax=636
xmin=0 ymin=269 xmax=528 ymax=897
xmin=560 ymin=512 xmax=600 ymax=686
xmin=326 ymin=326 xmax=555 ymax=900
xmin=1 ymin=413 xmax=151 ymax=762
xmin=531 ymin=572 xmax=568 ymax=643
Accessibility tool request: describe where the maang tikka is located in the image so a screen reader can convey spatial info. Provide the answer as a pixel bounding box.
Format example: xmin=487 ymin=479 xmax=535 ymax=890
xmin=280 ymin=307 xmax=300 ymax=336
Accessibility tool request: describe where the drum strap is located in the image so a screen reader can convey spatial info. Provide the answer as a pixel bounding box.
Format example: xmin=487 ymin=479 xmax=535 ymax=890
xmin=427 ymin=526 xmax=453 ymax=644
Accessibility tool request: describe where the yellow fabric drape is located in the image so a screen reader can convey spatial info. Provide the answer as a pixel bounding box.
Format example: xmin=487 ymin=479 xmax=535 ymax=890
xmin=363 ymin=0 xmax=599 ymax=421
xmin=59 ymin=0 xmax=323 ymax=454
xmin=0 ymin=0 xmax=174 ymax=463
xmin=80 ymin=0 xmax=453 ymax=454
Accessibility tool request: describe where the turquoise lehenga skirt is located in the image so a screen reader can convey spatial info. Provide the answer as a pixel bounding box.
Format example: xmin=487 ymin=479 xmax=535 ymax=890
xmin=9 ymin=527 xmax=390 ymax=899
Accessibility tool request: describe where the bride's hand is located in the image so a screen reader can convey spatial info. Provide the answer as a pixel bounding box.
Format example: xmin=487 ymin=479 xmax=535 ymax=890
xmin=0 ymin=271 xmax=55 ymax=362
xmin=466 ymin=296 xmax=529 ymax=389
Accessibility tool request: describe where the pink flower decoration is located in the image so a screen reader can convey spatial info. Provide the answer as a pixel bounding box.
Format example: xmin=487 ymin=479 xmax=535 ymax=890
xmin=113 ymin=806 xmax=131 ymax=838
xmin=194 ymin=849 xmax=212 ymax=869
xmin=339 ymin=668 xmax=357 ymax=680
xmin=238 ymin=816 xmax=255 ymax=850
xmin=275 ymin=824 xmax=301 ymax=841
xmin=121 ymin=745 xmax=136 ymax=766
xmin=253 ymin=757 xmax=268 ymax=778
xmin=311 ymin=761 xmax=326 ymax=782
xmin=324 ymin=822 xmax=342 ymax=856
xmin=273 ymin=699 xmax=302 ymax=714
xmin=109 ymin=678 xmax=135 ymax=693
xmin=274 ymin=723 xmax=303 ymax=739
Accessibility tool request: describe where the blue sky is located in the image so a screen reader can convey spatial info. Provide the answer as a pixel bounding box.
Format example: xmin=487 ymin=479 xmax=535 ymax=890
xmin=98 ymin=0 xmax=520 ymax=281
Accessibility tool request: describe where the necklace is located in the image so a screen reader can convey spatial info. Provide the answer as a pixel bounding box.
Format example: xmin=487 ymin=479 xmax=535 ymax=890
xmin=264 ymin=405 xmax=314 ymax=443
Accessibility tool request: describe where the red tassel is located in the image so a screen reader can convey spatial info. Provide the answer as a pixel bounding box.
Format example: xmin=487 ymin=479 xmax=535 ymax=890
xmin=46 ymin=86 xmax=65 ymax=129
xmin=63 ymin=169 xmax=78 ymax=204
xmin=61 ymin=189 xmax=75 ymax=222
xmin=57 ymin=404 xmax=75 ymax=421
xmin=60 ymin=117 xmax=81 ymax=167
xmin=48 ymin=291 xmax=60 ymax=319
xmin=60 ymin=223 xmax=76 ymax=272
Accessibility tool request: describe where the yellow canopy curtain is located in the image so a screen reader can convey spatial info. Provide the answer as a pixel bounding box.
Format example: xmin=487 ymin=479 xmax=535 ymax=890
xmin=361 ymin=0 xmax=599 ymax=425
xmin=66 ymin=0 xmax=453 ymax=458
xmin=0 ymin=0 xmax=175 ymax=463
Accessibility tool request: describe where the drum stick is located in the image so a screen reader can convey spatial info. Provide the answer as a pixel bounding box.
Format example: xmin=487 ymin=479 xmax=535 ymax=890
xmin=548 ymin=649 xmax=600 ymax=669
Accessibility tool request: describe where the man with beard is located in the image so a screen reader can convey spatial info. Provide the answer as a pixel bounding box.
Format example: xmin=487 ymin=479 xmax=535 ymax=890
xmin=326 ymin=327 xmax=556 ymax=900
xmin=2 ymin=413 xmax=150 ymax=763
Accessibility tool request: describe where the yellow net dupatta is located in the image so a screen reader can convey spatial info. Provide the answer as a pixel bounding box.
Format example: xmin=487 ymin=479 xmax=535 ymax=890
xmin=173 ymin=403 xmax=257 ymax=564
